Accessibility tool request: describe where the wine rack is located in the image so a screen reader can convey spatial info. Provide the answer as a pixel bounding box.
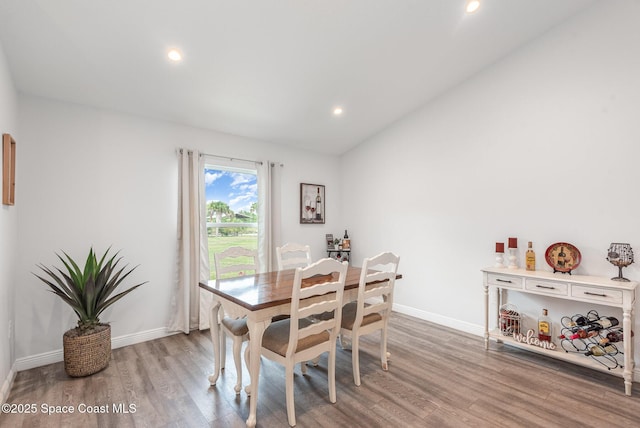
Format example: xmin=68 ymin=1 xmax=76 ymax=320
xmin=326 ymin=248 xmax=350 ymax=263
xmin=558 ymin=310 xmax=625 ymax=370
xmin=482 ymin=267 xmax=637 ymax=396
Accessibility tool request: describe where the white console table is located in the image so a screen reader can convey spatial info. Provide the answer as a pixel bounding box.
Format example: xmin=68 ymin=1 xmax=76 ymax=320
xmin=482 ymin=267 xmax=637 ymax=395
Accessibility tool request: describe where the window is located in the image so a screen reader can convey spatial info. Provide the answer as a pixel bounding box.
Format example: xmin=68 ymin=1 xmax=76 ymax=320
xmin=204 ymin=163 xmax=258 ymax=279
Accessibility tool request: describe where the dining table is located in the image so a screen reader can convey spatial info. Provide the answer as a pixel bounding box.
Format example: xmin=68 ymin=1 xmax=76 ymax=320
xmin=199 ymin=265 xmax=402 ymax=427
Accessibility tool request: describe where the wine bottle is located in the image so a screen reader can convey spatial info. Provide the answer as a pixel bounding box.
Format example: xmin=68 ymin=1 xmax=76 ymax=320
xmin=525 ymin=241 xmax=536 ymax=271
xmin=573 ymin=315 xmax=588 ymax=326
xmin=538 ymin=309 xmax=552 ymax=342
xmin=600 ymin=329 xmax=633 ymax=345
xmin=567 ymin=328 xmax=599 ymax=340
xmin=585 ymin=343 xmax=617 ymax=356
xmin=594 ymin=316 xmax=619 ymax=329
xmin=600 ymin=330 xmax=624 ymax=345
xmin=315 ymin=187 xmax=322 ymax=220
xmin=342 ymin=229 xmax=350 ymax=250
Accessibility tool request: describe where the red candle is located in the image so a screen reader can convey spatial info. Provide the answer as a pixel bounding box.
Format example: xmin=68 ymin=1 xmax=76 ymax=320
xmin=496 ymin=242 xmax=504 ymax=253
xmin=508 ymin=237 xmax=517 ymax=249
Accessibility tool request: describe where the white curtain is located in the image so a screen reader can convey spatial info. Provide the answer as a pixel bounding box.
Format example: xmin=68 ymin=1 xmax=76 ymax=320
xmin=169 ymin=149 xmax=210 ymax=334
xmin=258 ymin=161 xmax=277 ymax=272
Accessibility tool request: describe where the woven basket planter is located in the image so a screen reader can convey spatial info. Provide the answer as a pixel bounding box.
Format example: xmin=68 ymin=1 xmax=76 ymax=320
xmin=63 ymin=324 xmax=111 ymax=377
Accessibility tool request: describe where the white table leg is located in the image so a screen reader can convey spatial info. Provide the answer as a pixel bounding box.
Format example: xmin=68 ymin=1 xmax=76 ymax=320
xmin=245 ymin=317 xmax=271 ymax=427
xmin=208 ymin=301 xmax=222 ymax=385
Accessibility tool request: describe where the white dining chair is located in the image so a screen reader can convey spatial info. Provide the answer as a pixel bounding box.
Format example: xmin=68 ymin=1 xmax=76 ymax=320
xmin=211 ymin=246 xmax=258 ymax=394
xmin=260 ymin=258 xmax=348 ymax=427
xmin=340 ymin=251 xmax=400 ymax=386
xmin=276 ymin=242 xmax=312 ymax=270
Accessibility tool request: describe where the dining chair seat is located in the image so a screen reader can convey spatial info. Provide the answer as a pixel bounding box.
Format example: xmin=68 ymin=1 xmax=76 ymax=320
xmin=341 ymin=302 xmax=382 ymax=330
xmin=262 ymin=318 xmax=330 ymax=357
xmin=221 ymin=317 xmax=249 ymax=336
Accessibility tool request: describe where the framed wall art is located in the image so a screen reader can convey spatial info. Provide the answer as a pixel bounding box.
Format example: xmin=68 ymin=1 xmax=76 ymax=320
xmin=2 ymin=133 xmax=15 ymax=205
xmin=300 ymin=183 xmax=325 ymax=224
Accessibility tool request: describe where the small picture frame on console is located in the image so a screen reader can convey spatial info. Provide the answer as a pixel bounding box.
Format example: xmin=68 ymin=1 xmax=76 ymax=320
xmin=325 ymin=234 xmax=334 ymax=250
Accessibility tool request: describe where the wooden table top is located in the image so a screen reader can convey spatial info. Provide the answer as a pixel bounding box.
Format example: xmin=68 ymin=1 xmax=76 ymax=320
xmin=199 ymin=266 xmax=402 ymax=311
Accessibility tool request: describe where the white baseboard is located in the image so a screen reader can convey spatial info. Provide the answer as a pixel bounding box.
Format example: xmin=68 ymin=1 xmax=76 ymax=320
xmin=1 ymin=363 xmax=17 ymax=404
xmin=14 ymin=327 xmax=176 ymax=372
xmin=393 ymin=302 xmax=485 ymax=337
xmin=111 ymin=327 xmax=178 ymax=350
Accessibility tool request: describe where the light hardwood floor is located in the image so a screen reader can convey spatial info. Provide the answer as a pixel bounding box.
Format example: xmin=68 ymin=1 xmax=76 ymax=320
xmin=2 ymin=313 xmax=640 ymax=427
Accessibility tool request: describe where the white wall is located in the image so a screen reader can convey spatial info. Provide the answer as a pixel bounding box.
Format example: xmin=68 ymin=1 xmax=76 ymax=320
xmin=14 ymin=95 xmax=342 ymax=364
xmin=10 ymin=0 xmax=640 ymax=376
xmin=342 ymin=0 xmax=640 ymax=357
xmin=0 ymin=39 xmax=18 ymax=402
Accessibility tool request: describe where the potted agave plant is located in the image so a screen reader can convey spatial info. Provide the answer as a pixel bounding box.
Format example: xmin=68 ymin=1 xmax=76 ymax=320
xmin=34 ymin=247 xmax=147 ymax=377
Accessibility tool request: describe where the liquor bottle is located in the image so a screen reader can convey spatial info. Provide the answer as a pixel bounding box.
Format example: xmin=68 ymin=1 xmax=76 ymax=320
xmin=525 ymin=241 xmax=536 ymax=271
xmin=315 ymin=187 xmax=322 ymax=220
xmin=538 ymin=309 xmax=552 ymax=342
xmin=342 ymin=230 xmax=350 ymax=250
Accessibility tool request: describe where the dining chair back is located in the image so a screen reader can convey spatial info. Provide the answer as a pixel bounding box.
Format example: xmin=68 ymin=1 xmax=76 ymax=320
xmin=261 ymin=258 xmax=348 ymax=426
xmin=211 ymin=246 xmax=258 ymax=394
xmin=214 ymin=246 xmax=259 ymax=279
xmin=340 ymin=251 xmax=400 ymax=386
xmin=276 ymin=242 xmax=312 ymax=270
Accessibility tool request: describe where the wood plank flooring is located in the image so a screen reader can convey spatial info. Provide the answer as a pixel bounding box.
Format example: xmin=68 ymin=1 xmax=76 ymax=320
xmin=3 ymin=313 xmax=640 ymax=427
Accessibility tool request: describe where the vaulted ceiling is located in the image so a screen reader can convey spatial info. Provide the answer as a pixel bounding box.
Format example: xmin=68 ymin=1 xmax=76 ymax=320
xmin=0 ymin=0 xmax=596 ymax=154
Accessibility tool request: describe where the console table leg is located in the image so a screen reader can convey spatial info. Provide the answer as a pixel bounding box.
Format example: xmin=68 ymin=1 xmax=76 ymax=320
xmin=623 ymin=308 xmax=634 ymax=396
xmin=483 ymin=283 xmax=489 ymax=350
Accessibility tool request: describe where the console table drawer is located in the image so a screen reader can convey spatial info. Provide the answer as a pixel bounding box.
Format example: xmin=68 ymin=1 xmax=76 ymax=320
xmin=524 ymin=279 xmax=568 ymax=296
xmin=487 ymin=273 xmax=522 ymax=289
xmin=572 ymin=285 xmax=623 ymax=305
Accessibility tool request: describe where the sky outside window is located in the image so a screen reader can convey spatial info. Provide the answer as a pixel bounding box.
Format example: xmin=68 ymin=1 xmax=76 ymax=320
xmin=204 ymin=168 xmax=257 ymax=214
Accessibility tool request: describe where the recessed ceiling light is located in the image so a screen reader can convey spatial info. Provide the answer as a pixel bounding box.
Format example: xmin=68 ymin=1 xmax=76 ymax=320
xmin=333 ymin=107 xmax=344 ymax=116
xmin=465 ymin=0 xmax=480 ymax=14
xmin=167 ymin=49 xmax=182 ymax=62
